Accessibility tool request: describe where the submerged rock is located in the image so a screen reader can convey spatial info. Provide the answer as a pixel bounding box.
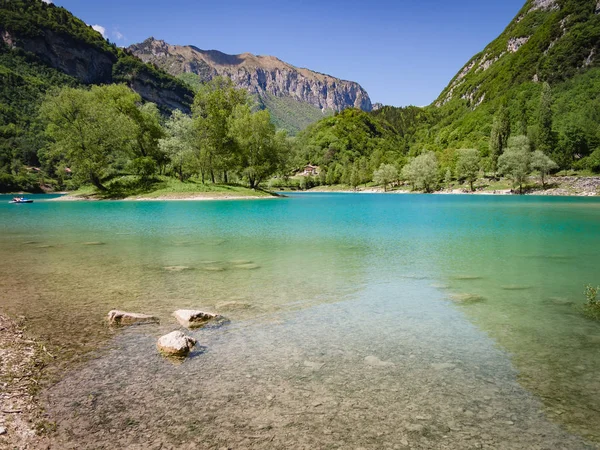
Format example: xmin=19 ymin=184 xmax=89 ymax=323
xmin=364 ymin=355 xmax=395 ymax=368
xmin=107 ymin=310 xmax=160 ymax=326
xmin=157 ymin=331 xmax=196 ymax=357
xmin=174 ymin=309 xmax=225 ymax=329
xmin=83 ymin=241 xmax=105 ymax=246
xmin=304 ymin=360 xmax=325 ymax=371
xmin=216 ymin=301 xmax=252 ymax=311
xmin=501 ymin=285 xmax=532 ymax=291
xmin=452 ymin=275 xmax=483 ymax=281
xmin=546 ymin=297 xmax=574 ymax=306
xmin=449 ymin=293 xmax=486 ymax=304
xmin=232 ymin=263 xmax=260 ymax=270
xmin=200 ymin=266 xmax=226 ymax=272
xmin=431 ymin=362 xmax=456 ymax=371
xmin=163 ymin=265 xmax=193 ymax=272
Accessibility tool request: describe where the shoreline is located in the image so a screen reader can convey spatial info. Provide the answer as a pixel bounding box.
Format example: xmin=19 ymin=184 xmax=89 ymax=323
xmin=303 ymin=188 xmax=597 ymax=197
xmin=303 ymin=176 xmax=600 ymax=197
xmin=0 ymin=313 xmax=52 ymax=448
xmin=48 ymin=192 xmax=282 ymax=202
xmin=5 ymin=176 xmax=600 ymax=199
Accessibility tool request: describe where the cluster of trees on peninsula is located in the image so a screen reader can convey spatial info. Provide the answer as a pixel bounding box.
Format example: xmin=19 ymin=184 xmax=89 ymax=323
xmin=35 ymin=78 xmax=289 ymax=192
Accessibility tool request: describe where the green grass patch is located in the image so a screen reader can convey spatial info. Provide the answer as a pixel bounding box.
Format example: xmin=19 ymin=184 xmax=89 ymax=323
xmin=68 ymin=176 xmax=274 ymax=199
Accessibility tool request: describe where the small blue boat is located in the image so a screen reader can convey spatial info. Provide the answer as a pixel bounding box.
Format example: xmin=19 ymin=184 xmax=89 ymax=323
xmin=9 ymin=197 xmax=33 ymax=204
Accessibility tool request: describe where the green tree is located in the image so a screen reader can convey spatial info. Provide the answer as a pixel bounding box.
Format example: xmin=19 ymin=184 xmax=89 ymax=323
xmin=444 ymin=168 xmax=453 ymax=189
xmin=530 ymin=150 xmax=558 ymax=188
xmin=39 ymin=85 xmax=138 ymax=191
xmin=401 ymin=152 xmax=439 ymax=193
xmin=192 ymin=77 xmax=248 ymax=183
xmin=159 ymin=110 xmax=196 ymax=181
xmin=489 ymin=106 xmax=510 ymax=175
xmin=227 ymin=105 xmax=283 ymax=189
xmin=537 ymin=82 xmax=555 ymax=155
xmin=498 ymin=137 xmax=531 ymax=194
xmin=455 ymin=149 xmax=480 ymax=192
xmin=350 ymin=163 xmax=361 ymax=190
xmin=132 ymin=103 xmax=166 ymax=165
xmin=373 ymin=163 xmax=398 ymax=192
xmin=506 ymin=135 xmax=531 ymax=153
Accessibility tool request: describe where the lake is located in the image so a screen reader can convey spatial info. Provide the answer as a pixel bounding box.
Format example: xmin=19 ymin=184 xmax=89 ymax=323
xmin=1 ymin=193 xmax=599 ymax=449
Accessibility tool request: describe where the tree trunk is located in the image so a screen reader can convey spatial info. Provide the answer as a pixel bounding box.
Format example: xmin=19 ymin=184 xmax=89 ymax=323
xmin=210 ymin=169 xmax=215 ymax=184
xmin=90 ymin=174 xmax=107 ymax=191
xmin=470 ymin=180 xmax=474 ymax=192
xmin=223 ymin=171 xmax=228 ymax=184
xmin=541 ymin=173 xmax=546 ymax=189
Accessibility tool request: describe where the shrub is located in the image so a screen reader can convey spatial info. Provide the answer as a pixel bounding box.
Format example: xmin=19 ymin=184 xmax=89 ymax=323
xmin=584 ymin=285 xmax=600 ymax=321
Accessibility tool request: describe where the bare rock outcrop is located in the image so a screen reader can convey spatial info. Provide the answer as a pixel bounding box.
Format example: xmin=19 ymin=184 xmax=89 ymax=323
xmin=0 ymin=28 xmax=115 ymax=84
xmin=129 ymin=38 xmax=372 ymax=113
xmin=0 ymin=29 xmax=192 ymax=113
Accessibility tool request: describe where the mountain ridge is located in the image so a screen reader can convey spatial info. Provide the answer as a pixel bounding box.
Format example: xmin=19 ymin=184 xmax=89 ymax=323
xmin=435 ymin=0 xmax=600 ymax=109
xmin=128 ymin=37 xmax=372 ymax=133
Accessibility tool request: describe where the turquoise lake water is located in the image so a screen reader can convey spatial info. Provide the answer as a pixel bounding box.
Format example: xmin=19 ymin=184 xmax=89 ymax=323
xmin=0 ymin=193 xmax=599 ymax=449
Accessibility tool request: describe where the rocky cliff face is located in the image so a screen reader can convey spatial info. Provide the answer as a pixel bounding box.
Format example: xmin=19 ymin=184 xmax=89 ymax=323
xmin=0 ymin=28 xmax=192 ymax=112
xmin=0 ymin=28 xmax=115 ymax=84
xmin=128 ymin=38 xmax=372 ymax=112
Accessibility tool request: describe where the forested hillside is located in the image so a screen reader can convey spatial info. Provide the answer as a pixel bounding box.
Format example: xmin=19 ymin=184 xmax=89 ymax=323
xmin=292 ymin=0 xmax=600 ymax=192
xmin=393 ymin=0 xmax=600 ymax=168
xmin=0 ymin=0 xmax=193 ymax=191
xmin=2 ymin=0 xmax=600 ymax=195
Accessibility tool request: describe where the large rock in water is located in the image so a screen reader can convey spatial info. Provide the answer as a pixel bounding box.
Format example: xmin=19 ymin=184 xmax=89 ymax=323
xmin=157 ymin=331 xmax=196 ymax=357
xmin=174 ymin=309 xmax=224 ymax=329
xmin=107 ymin=310 xmax=160 ymax=326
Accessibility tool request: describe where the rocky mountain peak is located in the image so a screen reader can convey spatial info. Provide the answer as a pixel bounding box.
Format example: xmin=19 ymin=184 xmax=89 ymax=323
xmin=128 ymin=37 xmax=372 ymax=113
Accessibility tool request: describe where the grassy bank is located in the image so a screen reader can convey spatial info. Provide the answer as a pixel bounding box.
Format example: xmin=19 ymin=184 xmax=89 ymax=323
xmin=60 ymin=177 xmax=278 ymax=201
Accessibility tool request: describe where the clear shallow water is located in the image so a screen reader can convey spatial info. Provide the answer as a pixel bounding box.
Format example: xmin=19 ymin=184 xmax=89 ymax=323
xmin=1 ymin=193 xmax=599 ymax=448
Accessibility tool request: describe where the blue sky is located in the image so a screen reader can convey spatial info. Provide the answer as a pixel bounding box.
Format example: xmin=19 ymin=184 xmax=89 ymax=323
xmin=48 ymin=0 xmax=526 ymax=107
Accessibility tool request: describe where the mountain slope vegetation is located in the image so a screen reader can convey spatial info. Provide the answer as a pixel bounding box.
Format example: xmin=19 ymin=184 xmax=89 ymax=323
xmin=393 ymin=0 xmax=600 ymax=163
xmin=293 ymin=0 xmax=600 ymax=191
xmin=0 ymin=0 xmax=194 ymax=190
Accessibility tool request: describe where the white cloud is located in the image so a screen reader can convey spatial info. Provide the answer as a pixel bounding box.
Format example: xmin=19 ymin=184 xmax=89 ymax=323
xmin=42 ymin=0 xmax=53 ymax=3
xmin=91 ymin=25 xmax=106 ymax=38
xmin=113 ymin=30 xmax=124 ymax=40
